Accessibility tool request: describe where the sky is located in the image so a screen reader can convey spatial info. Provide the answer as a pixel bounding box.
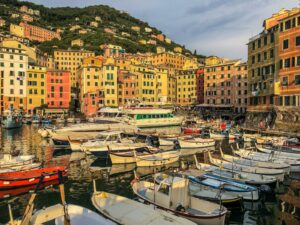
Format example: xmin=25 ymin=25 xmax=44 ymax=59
xmin=27 ymin=0 xmax=298 ymax=60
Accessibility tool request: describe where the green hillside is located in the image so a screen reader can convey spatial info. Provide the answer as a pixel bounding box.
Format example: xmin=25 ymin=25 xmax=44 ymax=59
xmin=0 ymin=0 xmax=204 ymax=58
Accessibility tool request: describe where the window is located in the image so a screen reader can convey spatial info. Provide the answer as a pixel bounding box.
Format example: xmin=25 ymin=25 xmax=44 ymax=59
xmin=10 ymin=80 xmax=13 ymax=85
xmin=258 ymin=39 xmax=261 ymax=48
xmin=285 ymin=20 xmax=291 ymax=30
xmin=264 ymin=52 xmax=267 ymax=60
xmin=295 ymin=75 xmax=300 ymax=85
xmin=264 ymin=36 xmax=267 ymax=45
xmin=270 ymin=33 xmax=274 ymax=43
xmin=297 ymin=56 xmax=300 ymax=66
xmin=283 ymin=39 xmax=289 ymax=49
xmin=270 ymin=49 xmax=274 ymax=58
xmin=284 ymin=58 xmax=290 ymax=68
xmin=282 ymin=77 xmax=288 ymax=86
xmin=257 ymin=53 xmax=261 ymax=62
xmin=296 ymin=36 xmax=300 ymax=46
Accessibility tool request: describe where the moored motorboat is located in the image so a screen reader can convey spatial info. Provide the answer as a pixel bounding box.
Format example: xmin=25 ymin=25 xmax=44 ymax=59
xmin=183 ymin=171 xmax=259 ymax=201
xmin=92 ymin=184 xmax=197 ymax=225
xmin=220 ymin=148 xmax=290 ymax=174
xmin=234 ymin=148 xmax=300 ymax=172
xmin=0 ymin=154 xmax=35 ymax=169
xmin=208 ymin=152 xmax=285 ymax=182
xmin=131 ymin=175 xmax=227 ymax=225
xmin=2 ymin=110 xmax=22 ymax=129
xmin=0 ymin=162 xmax=41 ymax=174
xmin=256 ymin=144 xmax=300 ymax=159
xmin=109 ymin=146 xmax=160 ymax=164
xmin=134 ymin=150 xmax=179 ymax=167
xmin=194 ymin=156 xmax=277 ymax=188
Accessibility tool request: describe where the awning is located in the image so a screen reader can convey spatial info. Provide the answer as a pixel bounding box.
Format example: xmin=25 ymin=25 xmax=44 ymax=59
xmin=44 ymin=109 xmax=68 ymax=114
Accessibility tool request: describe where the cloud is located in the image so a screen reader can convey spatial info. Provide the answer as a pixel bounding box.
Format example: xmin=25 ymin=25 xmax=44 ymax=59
xmin=27 ymin=0 xmax=299 ymax=60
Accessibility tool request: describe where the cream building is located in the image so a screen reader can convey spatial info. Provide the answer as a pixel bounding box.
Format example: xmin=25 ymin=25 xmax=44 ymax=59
xmin=0 ymin=47 xmax=28 ymax=113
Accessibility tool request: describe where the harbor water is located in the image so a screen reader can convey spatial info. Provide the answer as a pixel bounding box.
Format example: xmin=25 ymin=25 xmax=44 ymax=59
xmin=0 ymin=125 xmax=299 ymax=225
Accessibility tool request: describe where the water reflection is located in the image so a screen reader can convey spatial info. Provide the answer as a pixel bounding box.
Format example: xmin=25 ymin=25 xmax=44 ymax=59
xmin=0 ymin=125 xmax=299 ymax=225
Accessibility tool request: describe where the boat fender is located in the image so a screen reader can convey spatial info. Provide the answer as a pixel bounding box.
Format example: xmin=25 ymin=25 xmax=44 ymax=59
xmin=176 ymin=203 xmax=186 ymax=212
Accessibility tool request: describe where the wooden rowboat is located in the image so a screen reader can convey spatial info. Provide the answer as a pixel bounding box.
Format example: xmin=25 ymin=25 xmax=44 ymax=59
xmin=0 ymin=166 xmax=67 ymax=189
xmin=92 ymin=190 xmax=197 ymax=225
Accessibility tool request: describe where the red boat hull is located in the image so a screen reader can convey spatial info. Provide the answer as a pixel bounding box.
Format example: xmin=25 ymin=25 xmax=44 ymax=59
xmin=0 ymin=179 xmax=59 ymax=199
xmin=183 ymin=127 xmax=201 ymax=134
xmin=0 ymin=166 xmax=67 ymax=189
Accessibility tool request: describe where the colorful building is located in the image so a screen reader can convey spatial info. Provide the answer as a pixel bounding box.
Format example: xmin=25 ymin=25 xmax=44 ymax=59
xmin=277 ymin=8 xmax=300 ymax=107
xmin=0 ymin=47 xmax=28 ymax=113
xmin=102 ymin=59 xmax=118 ymax=107
xmin=19 ymin=22 xmax=61 ymax=42
xmin=71 ymin=39 xmax=84 ymax=47
xmin=176 ymin=69 xmax=197 ymax=106
xmin=27 ymin=65 xmax=47 ymax=114
xmin=78 ymin=56 xmax=103 ymax=110
xmin=204 ymin=56 xmax=247 ymax=113
xmin=54 ymin=49 xmax=95 ymax=88
xmin=117 ymin=70 xmax=136 ymax=105
xmin=196 ymin=68 xmax=205 ymax=104
xmin=46 ymin=70 xmax=71 ymax=109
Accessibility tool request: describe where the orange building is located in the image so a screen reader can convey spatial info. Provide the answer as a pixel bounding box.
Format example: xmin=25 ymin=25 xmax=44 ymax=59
xmin=277 ymin=9 xmax=300 ymax=107
xmin=81 ymin=91 xmax=101 ymax=116
xmin=118 ymin=70 xmax=136 ymax=105
xmin=46 ymin=70 xmax=71 ymax=109
xmin=20 ymin=22 xmax=61 ymax=42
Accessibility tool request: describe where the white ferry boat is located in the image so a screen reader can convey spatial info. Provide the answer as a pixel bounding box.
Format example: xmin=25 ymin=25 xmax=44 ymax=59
xmin=123 ymin=107 xmax=183 ymax=128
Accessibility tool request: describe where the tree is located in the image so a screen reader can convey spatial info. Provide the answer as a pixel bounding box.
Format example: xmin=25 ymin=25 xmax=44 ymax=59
xmin=194 ymin=49 xmax=197 ymax=55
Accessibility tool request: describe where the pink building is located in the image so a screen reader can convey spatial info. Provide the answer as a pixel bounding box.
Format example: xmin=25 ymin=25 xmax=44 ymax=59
xmin=46 ymin=70 xmax=71 ymax=109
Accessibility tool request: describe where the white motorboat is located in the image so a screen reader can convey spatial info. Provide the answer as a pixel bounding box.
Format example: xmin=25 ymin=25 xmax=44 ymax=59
xmin=95 ymin=107 xmax=124 ymax=124
xmin=0 ymin=162 xmax=41 ymax=174
xmin=92 ymin=181 xmax=197 ymax=225
xmin=219 ymin=148 xmax=290 ymax=174
xmin=42 ymin=123 xmax=138 ymax=138
xmin=0 ymin=154 xmax=35 ymax=169
xmin=181 ymin=170 xmax=259 ymax=201
xmin=123 ymin=107 xmax=183 ymax=128
xmin=208 ymin=152 xmax=285 ymax=182
xmin=256 ymin=144 xmax=300 ymax=159
xmin=234 ymin=148 xmax=300 ymax=172
xmin=131 ymin=175 xmax=227 ymax=225
xmin=109 ymin=146 xmax=160 ymax=164
xmin=134 ymin=150 xmax=179 ymax=167
xmin=16 ymin=204 xmax=116 ymax=225
xmin=194 ymin=155 xmax=277 ymax=186
xmin=2 ymin=110 xmax=22 ymax=129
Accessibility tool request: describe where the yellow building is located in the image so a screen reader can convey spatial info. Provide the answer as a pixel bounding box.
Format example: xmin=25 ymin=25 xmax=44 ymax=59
xmin=155 ymin=67 xmax=169 ymax=103
xmin=147 ymin=52 xmax=187 ymax=69
xmin=102 ymin=58 xmax=118 ymax=107
xmin=139 ymin=39 xmax=147 ymax=45
xmin=78 ymin=56 xmax=103 ymax=96
xmin=10 ymin=24 xmax=24 ymax=37
xmin=174 ymin=47 xmax=182 ymax=53
xmin=165 ymin=37 xmax=172 ymax=44
xmin=156 ymin=46 xmax=165 ymax=54
xmin=54 ymin=49 xmax=95 ymax=88
xmin=176 ymin=69 xmax=197 ymax=106
xmin=27 ymin=66 xmax=47 ymax=114
xmin=71 ymin=39 xmax=84 ymax=47
xmin=131 ymin=64 xmax=157 ymax=103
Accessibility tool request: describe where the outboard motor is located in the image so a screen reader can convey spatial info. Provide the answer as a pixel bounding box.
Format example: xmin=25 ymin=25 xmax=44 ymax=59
xmin=173 ymin=139 xmax=181 ymax=150
xmin=259 ymin=184 xmax=272 ymax=193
